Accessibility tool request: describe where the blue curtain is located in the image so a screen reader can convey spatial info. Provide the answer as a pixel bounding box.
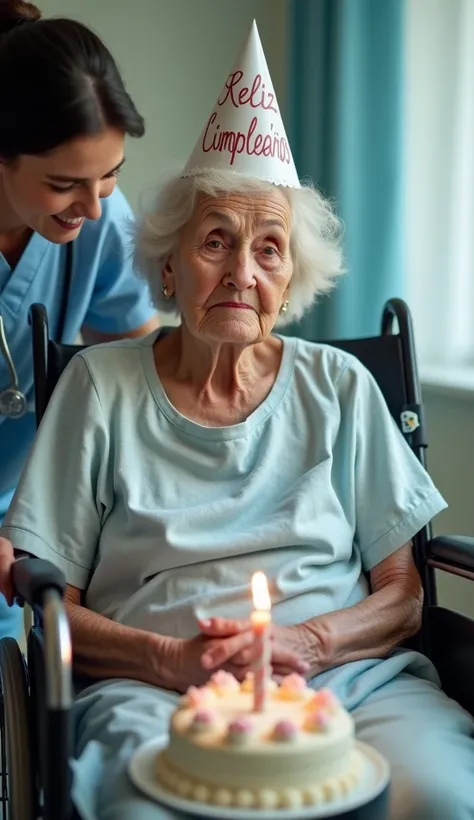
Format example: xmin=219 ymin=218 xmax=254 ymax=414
xmin=284 ymin=0 xmax=405 ymax=340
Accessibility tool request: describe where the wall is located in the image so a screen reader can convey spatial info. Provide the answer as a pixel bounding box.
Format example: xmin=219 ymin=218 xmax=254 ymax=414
xmin=38 ymin=0 xmax=288 ymax=210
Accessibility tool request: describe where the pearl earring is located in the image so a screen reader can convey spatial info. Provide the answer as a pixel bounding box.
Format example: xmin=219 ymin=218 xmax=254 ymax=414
xmin=280 ymin=300 xmax=289 ymax=315
xmin=161 ymin=283 xmax=171 ymax=299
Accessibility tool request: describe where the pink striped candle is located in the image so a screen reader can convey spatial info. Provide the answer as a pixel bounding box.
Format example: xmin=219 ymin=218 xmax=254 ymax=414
xmin=250 ymin=572 xmax=272 ymax=712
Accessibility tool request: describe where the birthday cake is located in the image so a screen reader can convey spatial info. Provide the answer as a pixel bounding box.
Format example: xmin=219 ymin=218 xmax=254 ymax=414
xmin=156 ymin=671 xmax=363 ymax=810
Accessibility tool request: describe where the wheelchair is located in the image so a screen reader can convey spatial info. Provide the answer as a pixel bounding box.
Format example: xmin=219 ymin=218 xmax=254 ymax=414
xmin=0 ymin=298 xmax=472 ymax=820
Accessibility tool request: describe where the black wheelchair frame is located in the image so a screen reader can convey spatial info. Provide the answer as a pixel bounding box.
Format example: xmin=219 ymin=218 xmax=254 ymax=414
xmin=0 ymin=297 xmax=472 ymax=820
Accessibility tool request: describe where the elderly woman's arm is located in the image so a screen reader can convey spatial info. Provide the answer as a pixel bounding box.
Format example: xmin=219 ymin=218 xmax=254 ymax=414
xmin=64 ymin=585 xmax=177 ymax=687
xmin=199 ymin=542 xmax=423 ymax=676
xmin=304 ymin=542 xmax=423 ymax=671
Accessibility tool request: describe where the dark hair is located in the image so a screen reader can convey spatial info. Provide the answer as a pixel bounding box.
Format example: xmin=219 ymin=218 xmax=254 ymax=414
xmin=0 ymin=0 xmax=145 ymax=159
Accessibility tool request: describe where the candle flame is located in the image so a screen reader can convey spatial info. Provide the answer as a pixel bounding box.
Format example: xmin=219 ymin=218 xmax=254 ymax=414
xmin=251 ymin=571 xmax=271 ymax=611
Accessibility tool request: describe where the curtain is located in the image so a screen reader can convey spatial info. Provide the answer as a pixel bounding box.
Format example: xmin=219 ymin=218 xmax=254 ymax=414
xmin=284 ymin=0 xmax=405 ymax=341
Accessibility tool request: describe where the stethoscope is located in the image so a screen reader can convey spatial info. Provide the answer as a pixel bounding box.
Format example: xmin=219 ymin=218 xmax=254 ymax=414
xmin=0 ymin=240 xmax=73 ymax=419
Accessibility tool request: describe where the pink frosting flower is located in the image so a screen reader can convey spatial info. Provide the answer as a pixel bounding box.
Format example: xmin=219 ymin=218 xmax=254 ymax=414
xmin=190 ymin=708 xmax=216 ymax=732
xmin=279 ymin=673 xmax=308 ymax=699
xmin=194 ymin=708 xmax=215 ymax=724
xmin=307 ymin=688 xmax=339 ymax=712
xmin=272 ymin=719 xmax=299 ymax=742
xmin=184 ymin=685 xmax=217 ymax=708
xmin=227 ymin=717 xmax=255 ymax=745
xmin=229 ymin=717 xmax=254 ymax=733
xmin=209 ymin=670 xmax=240 ymax=693
xmin=304 ymin=708 xmax=332 ymax=733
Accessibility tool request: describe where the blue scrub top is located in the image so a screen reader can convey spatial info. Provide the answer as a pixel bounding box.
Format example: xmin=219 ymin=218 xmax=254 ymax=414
xmin=0 ymin=186 xmax=155 ymax=638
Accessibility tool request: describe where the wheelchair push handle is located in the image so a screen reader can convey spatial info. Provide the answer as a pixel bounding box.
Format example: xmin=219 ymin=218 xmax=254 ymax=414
xmin=12 ymin=557 xmax=66 ymax=607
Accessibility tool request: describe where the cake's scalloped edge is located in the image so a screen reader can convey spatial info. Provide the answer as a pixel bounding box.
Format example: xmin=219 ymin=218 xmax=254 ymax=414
xmin=156 ymin=749 xmax=365 ymax=810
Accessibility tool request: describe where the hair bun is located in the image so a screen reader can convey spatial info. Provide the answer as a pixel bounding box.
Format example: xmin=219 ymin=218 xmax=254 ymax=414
xmin=0 ymin=0 xmax=41 ymax=36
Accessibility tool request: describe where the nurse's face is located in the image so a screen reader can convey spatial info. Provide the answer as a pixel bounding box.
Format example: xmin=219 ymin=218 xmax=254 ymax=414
xmin=0 ymin=127 xmax=125 ymax=243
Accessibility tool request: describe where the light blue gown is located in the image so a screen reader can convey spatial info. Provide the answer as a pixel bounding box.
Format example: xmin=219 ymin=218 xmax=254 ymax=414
xmin=2 ymin=332 xmax=473 ymax=819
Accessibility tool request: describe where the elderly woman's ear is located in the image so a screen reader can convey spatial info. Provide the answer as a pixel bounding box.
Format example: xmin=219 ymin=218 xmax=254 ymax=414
xmin=161 ymin=258 xmax=174 ymax=300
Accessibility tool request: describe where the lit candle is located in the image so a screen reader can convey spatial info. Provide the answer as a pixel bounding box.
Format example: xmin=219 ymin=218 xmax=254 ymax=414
xmin=250 ymin=571 xmax=271 ymax=712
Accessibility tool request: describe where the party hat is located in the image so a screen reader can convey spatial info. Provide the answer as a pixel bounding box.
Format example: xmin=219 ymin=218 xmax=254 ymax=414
xmin=183 ymin=20 xmax=300 ymax=188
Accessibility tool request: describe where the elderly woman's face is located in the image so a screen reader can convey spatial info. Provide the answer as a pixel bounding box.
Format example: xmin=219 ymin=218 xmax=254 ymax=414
xmin=164 ymin=189 xmax=293 ymax=344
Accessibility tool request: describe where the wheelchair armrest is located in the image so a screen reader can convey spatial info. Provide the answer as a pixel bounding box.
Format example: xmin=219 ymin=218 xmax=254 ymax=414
xmin=427 ymin=535 xmax=474 ymax=577
xmin=12 ymin=558 xmax=66 ymax=608
xmin=19 ymin=558 xmax=74 ymax=820
xmin=14 ymin=559 xmax=73 ymax=714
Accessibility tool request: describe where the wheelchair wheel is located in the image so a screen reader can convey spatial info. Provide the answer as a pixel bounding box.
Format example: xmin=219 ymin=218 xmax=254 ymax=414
xmin=0 ymin=638 xmax=36 ymax=820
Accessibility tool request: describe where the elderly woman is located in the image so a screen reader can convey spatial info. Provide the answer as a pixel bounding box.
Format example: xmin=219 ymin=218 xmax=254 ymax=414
xmin=2 ymin=25 xmax=474 ymax=820
xmin=0 ymin=165 xmax=472 ymax=820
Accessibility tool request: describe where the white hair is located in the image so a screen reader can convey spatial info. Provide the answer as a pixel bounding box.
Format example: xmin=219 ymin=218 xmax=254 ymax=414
xmin=134 ymin=169 xmax=345 ymax=325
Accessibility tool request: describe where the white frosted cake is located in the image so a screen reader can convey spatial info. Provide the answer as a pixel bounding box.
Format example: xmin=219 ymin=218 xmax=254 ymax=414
xmin=157 ymin=671 xmax=363 ymax=810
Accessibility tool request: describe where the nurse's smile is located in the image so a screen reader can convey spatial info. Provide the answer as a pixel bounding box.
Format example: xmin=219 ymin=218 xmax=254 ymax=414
xmin=51 ymin=215 xmax=84 ymax=232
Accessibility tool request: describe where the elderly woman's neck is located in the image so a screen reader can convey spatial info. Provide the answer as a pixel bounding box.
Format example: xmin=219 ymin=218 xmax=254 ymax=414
xmin=154 ymin=326 xmax=283 ymax=425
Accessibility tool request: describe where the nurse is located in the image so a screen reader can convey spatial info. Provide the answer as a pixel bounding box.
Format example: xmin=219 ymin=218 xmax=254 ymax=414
xmin=0 ymin=0 xmax=158 ymax=637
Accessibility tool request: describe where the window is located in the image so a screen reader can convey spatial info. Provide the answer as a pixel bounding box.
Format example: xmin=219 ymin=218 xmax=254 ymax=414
xmin=405 ymin=0 xmax=474 ymax=389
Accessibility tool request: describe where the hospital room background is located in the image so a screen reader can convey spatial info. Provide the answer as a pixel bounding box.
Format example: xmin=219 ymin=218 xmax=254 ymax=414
xmin=37 ymin=0 xmax=474 ymax=619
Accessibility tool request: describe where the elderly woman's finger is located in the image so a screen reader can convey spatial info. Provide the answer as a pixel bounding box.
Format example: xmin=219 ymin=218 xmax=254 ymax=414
xmin=229 ymin=642 xmax=261 ymax=667
xmin=0 ymin=538 xmax=16 ymax=606
xmin=200 ymin=630 xmax=254 ymax=669
xmin=197 ymin=617 xmax=250 ymax=637
xmin=272 ymin=645 xmax=310 ymax=674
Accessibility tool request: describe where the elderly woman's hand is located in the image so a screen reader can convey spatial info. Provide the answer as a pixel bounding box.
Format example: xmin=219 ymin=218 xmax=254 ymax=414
xmin=197 ymin=617 xmax=315 ymax=680
xmin=163 ymin=628 xmax=263 ymax=694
